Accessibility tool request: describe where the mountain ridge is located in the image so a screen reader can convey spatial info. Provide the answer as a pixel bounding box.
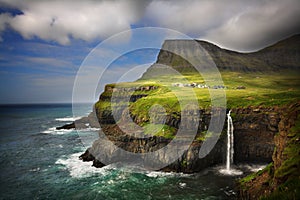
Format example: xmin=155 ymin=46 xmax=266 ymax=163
xmin=141 ymin=34 xmax=299 ymax=78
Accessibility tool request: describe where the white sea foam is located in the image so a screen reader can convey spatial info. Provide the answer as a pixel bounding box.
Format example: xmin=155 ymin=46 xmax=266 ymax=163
xmin=55 ymin=152 xmax=114 ymax=178
xmin=212 ymin=165 xmax=243 ymax=176
xmin=179 ymin=182 xmax=187 ymax=188
xmin=219 ymin=168 xmax=243 ymax=176
xmin=240 ymin=164 xmax=267 ymax=172
xmin=145 ymin=171 xmax=189 ymax=178
xmin=29 ymin=167 xmax=40 ymax=172
xmin=42 ymin=127 xmax=73 ymax=135
xmin=55 ymin=117 xmax=81 ymax=122
xmin=79 ymin=127 xmax=101 ymax=131
xmin=42 ymin=126 xmax=100 ymax=135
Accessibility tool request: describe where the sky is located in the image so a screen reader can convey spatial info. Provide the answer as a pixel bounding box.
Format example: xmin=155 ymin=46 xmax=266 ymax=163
xmin=0 ymin=0 xmax=299 ymax=104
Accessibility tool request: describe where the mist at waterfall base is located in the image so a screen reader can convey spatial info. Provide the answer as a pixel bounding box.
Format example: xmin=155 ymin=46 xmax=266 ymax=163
xmin=0 ymin=104 xmax=266 ymax=199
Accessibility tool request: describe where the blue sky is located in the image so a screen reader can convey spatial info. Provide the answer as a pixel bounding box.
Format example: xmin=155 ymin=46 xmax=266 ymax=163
xmin=0 ymin=0 xmax=299 ymax=104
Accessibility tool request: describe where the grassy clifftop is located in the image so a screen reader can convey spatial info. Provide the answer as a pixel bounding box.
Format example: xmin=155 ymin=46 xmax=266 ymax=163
xmin=96 ymin=70 xmax=299 ymax=112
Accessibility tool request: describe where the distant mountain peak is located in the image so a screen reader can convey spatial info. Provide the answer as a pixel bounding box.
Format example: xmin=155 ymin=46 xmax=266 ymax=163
xmin=141 ymin=34 xmax=299 ymax=79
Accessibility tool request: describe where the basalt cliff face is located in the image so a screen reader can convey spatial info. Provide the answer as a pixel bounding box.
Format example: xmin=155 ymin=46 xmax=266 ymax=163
xmin=238 ymin=103 xmax=300 ymax=199
xmin=80 ymin=83 xmax=280 ymax=172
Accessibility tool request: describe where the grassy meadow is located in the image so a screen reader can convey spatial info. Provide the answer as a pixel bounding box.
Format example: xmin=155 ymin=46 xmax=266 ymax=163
xmin=95 ymin=70 xmax=299 ymax=139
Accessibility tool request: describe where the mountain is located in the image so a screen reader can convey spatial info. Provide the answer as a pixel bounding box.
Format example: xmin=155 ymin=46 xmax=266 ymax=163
xmin=141 ymin=34 xmax=300 ymax=78
xmin=252 ymin=34 xmax=300 ymax=70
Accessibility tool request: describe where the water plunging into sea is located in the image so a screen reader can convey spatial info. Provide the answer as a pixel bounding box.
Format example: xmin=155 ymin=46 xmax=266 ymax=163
xmin=226 ymin=110 xmax=234 ymax=170
xmin=220 ymin=110 xmax=243 ymax=176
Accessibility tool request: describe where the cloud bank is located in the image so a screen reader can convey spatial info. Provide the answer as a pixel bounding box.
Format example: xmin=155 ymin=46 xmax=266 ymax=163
xmin=0 ymin=0 xmax=300 ymax=51
xmin=145 ymin=0 xmax=300 ymax=51
xmin=0 ymin=0 xmax=149 ymax=45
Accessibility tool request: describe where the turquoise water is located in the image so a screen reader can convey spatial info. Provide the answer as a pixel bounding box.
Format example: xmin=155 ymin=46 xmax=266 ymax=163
xmin=0 ymin=104 xmax=251 ymax=199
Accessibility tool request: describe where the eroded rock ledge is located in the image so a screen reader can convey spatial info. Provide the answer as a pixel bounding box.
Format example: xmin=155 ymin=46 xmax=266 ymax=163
xmin=79 ymin=104 xmax=281 ymax=173
xmin=55 ymin=83 xmax=286 ymax=173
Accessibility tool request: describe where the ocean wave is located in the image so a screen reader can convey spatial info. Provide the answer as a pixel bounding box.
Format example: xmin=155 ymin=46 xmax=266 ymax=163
xmin=42 ymin=127 xmax=73 ymax=135
xmin=55 ymin=117 xmax=81 ymax=122
xmin=55 ymin=152 xmax=191 ymax=179
xmin=42 ymin=126 xmax=100 ymax=135
xmin=145 ymin=171 xmax=175 ymax=178
xmin=79 ymin=127 xmax=101 ymax=131
xmin=145 ymin=171 xmax=189 ymax=178
xmin=55 ymin=152 xmax=115 ymax=178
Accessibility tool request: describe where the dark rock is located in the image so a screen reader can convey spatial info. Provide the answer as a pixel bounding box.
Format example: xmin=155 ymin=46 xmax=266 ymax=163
xmin=56 ymin=122 xmax=75 ymax=130
xmin=238 ymin=102 xmax=300 ymax=199
xmin=93 ymin=159 xmax=105 ymax=168
xmin=79 ymin=148 xmax=95 ymax=162
xmin=57 ymin=109 xmax=100 ymax=130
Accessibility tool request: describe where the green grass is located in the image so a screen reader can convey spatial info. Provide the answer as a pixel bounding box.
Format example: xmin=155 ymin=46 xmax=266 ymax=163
xmin=261 ymin=179 xmax=300 ymax=200
xmin=239 ymin=163 xmax=274 ymax=188
xmin=95 ymin=70 xmax=299 ymax=141
xmin=143 ymin=123 xmax=176 ymax=139
xmin=137 ymin=71 xmax=299 ymax=109
xmin=195 ymin=131 xmax=215 ymax=142
xmin=274 ymin=113 xmax=300 ymax=179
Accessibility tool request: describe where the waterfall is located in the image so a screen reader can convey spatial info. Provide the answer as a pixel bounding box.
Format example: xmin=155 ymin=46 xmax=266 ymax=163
xmin=226 ymin=110 xmax=234 ymax=170
xmin=219 ymin=110 xmax=242 ymax=175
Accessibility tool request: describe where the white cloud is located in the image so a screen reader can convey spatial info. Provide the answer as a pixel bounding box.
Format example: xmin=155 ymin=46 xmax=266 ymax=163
xmin=145 ymin=0 xmax=241 ymax=35
xmin=203 ymin=0 xmax=300 ymax=51
xmin=0 ymin=0 xmax=150 ymax=45
xmin=0 ymin=0 xmax=299 ymax=50
xmin=144 ymin=0 xmax=300 ymax=51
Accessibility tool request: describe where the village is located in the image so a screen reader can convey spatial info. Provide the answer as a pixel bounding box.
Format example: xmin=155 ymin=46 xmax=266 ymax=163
xmin=171 ymin=82 xmax=246 ymax=89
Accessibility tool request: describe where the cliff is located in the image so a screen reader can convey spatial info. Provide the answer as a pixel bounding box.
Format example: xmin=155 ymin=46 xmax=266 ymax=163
xmin=76 ymin=34 xmax=299 ymax=170
xmin=80 ymin=82 xmax=281 ymax=172
xmin=238 ymin=103 xmax=300 ymax=199
xmin=70 ymin=35 xmax=300 ymax=198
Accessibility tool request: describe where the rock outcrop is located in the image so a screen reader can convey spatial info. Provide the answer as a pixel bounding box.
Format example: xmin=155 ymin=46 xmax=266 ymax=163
xmin=56 ymin=110 xmax=100 ymax=130
xmin=231 ymin=107 xmax=280 ymax=163
xmin=238 ymin=102 xmax=300 ymax=199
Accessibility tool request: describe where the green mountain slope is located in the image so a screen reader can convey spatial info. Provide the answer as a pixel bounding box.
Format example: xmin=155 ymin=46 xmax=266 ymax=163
xmin=142 ymin=34 xmax=300 ymax=77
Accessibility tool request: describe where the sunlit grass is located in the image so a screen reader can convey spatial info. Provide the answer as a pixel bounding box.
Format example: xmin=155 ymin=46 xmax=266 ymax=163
xmin=96 ymin=71 xmax=300 ymax=123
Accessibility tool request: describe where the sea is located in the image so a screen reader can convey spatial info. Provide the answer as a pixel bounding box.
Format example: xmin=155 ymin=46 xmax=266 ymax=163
xmin=0 ymin=103 xmax=265 ymax=200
